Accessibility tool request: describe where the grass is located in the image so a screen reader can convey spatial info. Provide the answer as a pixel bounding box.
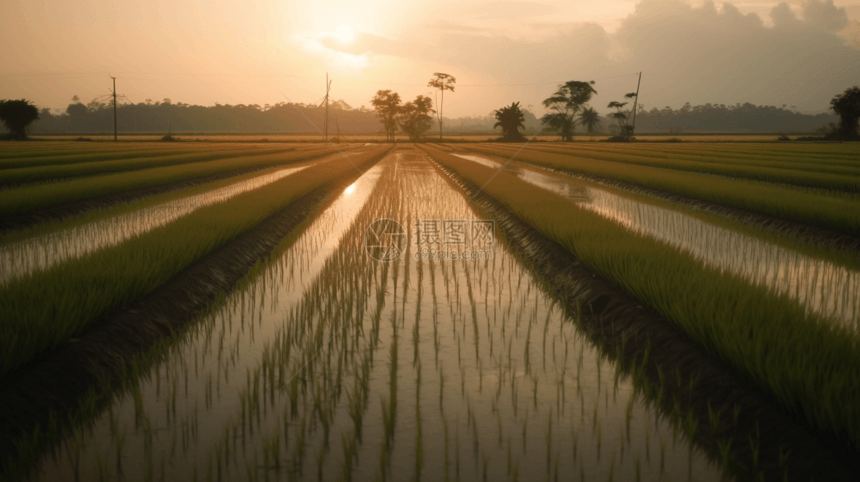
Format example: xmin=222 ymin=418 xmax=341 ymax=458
xmin=0 ymin=145 xmax=300 ymax=187
xmin=0 ymin=144 xmax=356 ymax=218
xmin=421 ymin=143 xmax=860 ymax=449
xmin=460 ymin=143 xmax=860 ymax=237
xmin=0 ymin=145 xmax=390 ymax=376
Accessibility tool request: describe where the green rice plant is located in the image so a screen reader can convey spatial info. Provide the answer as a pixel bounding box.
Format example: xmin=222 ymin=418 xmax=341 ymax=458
xmin=458 ymin=144 xmax=860 ymax=236
xmin=0 ymin=146 xmax=390 ymax=376
xmin=0 ymin=145 xmax=208 ymax=170
xmin=0 ymin=144 xmax=351 ymax=217
xmin=496 ymin=143 xmax=860 ymax=191
xmin=660 ymin=440 xmax=666 ymax=473
xmin=421 ymin=144 xmax=860 ymax=449
xmin=415 ymin=364 xmax=424 ymax=481
xmin=481 ymin=453 xmax=489 ymax=482
xmin=518 ymin=141 xmax=860 ymax=169
xmin=0 ymin=146 xmax=296 ymax=187
xmin=443 ymin=416 xmax=451 ymax=482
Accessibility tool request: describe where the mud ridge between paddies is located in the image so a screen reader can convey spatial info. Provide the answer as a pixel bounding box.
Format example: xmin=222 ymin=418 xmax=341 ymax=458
xmin=511 ymin=158 xmax=860 ymax=255
xmin=0 ymin=148 xmax=390 ymax=463
xmin=0 ymin=165 xmax=277 ymax=234
xmin=428 ymin=156 xmax=860 ymax=481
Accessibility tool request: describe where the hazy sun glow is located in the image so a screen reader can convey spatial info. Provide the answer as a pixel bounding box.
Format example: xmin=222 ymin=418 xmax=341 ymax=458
xmin=329 ymin=26 xmax=355 ymax=44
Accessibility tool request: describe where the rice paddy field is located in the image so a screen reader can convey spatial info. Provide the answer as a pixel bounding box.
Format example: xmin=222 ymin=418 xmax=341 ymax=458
xmin=1 ymin=139 xmax=859 ymax=481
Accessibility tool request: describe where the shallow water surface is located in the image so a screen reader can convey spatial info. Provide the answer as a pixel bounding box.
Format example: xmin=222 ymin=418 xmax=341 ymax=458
xmin=30 ymin=151 xmax=723 ymax=481
xmin=453 ymin=152 xmax=860 ymax=327
xmin=0 ymin=157 xmax=333 ymax=284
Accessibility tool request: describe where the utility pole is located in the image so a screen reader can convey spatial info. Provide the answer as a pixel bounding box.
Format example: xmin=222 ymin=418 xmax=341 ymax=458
xmin=111 ymin=76 xmax=118 ymax=142
xmin=324 ymin=73 xmax=332 ymax=141
xmin=631 ymin=72 xmax=642 ymax=139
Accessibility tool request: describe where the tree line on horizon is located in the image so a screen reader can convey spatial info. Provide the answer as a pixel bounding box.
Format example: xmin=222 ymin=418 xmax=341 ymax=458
xmin=2 ymin=86 xmax=857 ymax=140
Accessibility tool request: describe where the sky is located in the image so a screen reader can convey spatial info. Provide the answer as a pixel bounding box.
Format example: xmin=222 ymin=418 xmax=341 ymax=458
xmin=1 ymin=0 xmax=859 ymax=117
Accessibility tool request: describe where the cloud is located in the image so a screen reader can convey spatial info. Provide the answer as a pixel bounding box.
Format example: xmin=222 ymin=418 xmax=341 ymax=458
xmin=313 ymin=0 xmax=859 ymax=114
xmin=803 ymin=0 xmax=849 ymax=32
xmin=607 ymin=0 xmax=859 ymax=110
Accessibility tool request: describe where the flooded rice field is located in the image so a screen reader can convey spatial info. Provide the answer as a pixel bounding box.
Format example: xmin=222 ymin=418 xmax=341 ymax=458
xmin=0 ymin=163 xmax=312 ymax=284
xmin=0 ymin=145 xmax=378 ymax=285
xmin=453 ymin=153 xmax=860 ymax=327
xmin=25 ymin=149 xmax=723 ymax=481
xmin=4 ymin=143 xmax=860 ymax=482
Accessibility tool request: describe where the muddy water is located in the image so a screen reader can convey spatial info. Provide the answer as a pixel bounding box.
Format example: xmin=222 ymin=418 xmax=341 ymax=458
xmin=453 ymin=153 xmax=860 ymax=328
xmin=30 ymin=149 xmax=722 ymax=481
xmin=0 ymin=153 xmax=354 ymax=285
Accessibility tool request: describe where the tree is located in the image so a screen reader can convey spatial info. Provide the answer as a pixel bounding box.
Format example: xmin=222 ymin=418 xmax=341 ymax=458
xmin=66 ymin=102 xmax=88 ymax=117
xmin=370 ymin=90 xmax=402 ymax=141
xmin=493 ymin=102 xmax=526 ymax=141
xmin=830 ymin=86 xmax=860 ymax=140
xmin=607 ymin=101 xmax=632 ymax=140
xmin=578 ymin=107 xmax=602 ymax=135
xmin=397 ymin=95 xmax=435 ymax=141
xmin=540 ymin=80 xmax=597 ymax=141
xmin=0 ymin=99 xmax=40 ymax=140
xmin=427 ymin=73 xmax=456 ymax=140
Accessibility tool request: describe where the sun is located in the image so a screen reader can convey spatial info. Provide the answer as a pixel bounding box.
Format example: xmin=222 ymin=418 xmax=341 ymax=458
xmin=329 ymin=25 xmax=355 ymax=43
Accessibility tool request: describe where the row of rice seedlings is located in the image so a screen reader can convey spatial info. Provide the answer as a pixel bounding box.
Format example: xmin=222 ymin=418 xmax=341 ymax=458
xmin=508 ymin=142 xmax=860 ymax=193
xmin=0 ymin=145 xmax=391 ymax=376
xmin=0 ymin=143 xmax=357 ymax=217
xmin=365 ymin=152 xmax=720 ymax=480
xmin=7 ymin=151 xmax=720 ymax=481
xmin=521 ymin=142 xmax=860 ymax=178
xmin=459 ymin=143 xmax=860 ymax=236
xmin=422 ymin=143 xmax=860 ymax=451
xmin=0 ymin=144 xmax=215 ymax=169
xmin=470 ymin=156 xmax=860 ymax=322
xmin=1 ymin=155 xmax=352 ymax=284
xmin=536 ymin=140 xmax=860 ymax=167
xmin=174 ymin=167 xmax=397 ymax=480
xmin=622 ymin=141 xmax=860 ymax=165
xmin=0 ymin=145 xmax=298 ymax=188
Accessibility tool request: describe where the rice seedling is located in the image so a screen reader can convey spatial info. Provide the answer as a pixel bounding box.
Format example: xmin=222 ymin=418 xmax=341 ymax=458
xmin=420 ymin=144 xmax=860 ymax=449
xmin=0 ymin=144 xmax=353 ymax=218
xmin=0 ymin=145 xmax=390 ymax=376
xmin=0 ymin=145 xmax=295 ymax=187
xmin=0 ymin=145 xmax=209 ymax=170
xmin=485 ymin=142 xmax=860 ymax=192
xmin=3 ymin=147 xmax=741 ymax=482
xmin=457 ymin=144 xmax=860 ymax=236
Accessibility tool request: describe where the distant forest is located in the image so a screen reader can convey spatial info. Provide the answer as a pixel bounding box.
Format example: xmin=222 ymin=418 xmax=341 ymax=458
xmin=632 ymin=102 xmax=837 ymax=134
xmin=27 ymin=98 xmax=838 ymax=135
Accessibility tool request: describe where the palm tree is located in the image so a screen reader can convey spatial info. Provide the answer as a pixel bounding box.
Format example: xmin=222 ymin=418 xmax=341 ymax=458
xmin=428 ymin=73 xmax=456 ymax=140
xmin=494 ymin=102 xmax=526 ymax=141
xmin=578 ymin=107 xmax=601 ymax=136
xmin=540 ymin=80 xmax=597 ymax=141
